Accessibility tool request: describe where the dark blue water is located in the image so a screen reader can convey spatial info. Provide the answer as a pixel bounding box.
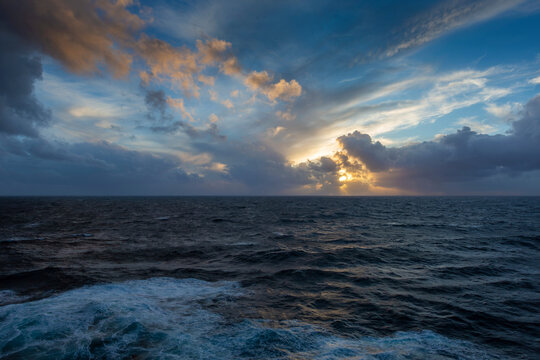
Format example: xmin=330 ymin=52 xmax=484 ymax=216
xmin=0 ymin=197 xmax=539 ymax=359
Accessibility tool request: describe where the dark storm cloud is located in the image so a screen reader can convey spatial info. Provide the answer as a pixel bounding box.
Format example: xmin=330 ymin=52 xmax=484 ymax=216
xmin=192 ymin=140 xmax=313 ymax=194
xmin=0 ymin=136 xmax=208 ymax=195
xmin=338 ymin=133 xmax=392 ymax=172
xmin=0 ymin=135 xmax=320 ymax=195
xmin=0 ymin=30 xmax=50 ymax=137
xmin=338 ymin=95 xmax=540 ymax=192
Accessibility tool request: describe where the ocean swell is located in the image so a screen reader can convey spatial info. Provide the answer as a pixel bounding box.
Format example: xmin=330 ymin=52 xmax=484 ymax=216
xmin=0 ymin=278 xmax=499 ymax=359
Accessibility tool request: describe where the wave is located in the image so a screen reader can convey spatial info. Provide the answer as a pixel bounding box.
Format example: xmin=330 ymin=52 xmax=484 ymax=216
xmin=0 ymin=290 xmax=27 ymax=306
xmin=0 ymin=277 xmax=500 ymax=359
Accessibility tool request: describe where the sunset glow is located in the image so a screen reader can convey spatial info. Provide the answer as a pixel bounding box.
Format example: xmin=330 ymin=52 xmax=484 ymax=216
xmin=1 ymin=0 xmax=540 ymax=195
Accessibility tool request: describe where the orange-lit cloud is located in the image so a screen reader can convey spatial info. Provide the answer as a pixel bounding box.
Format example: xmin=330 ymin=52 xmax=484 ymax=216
xmin=166 ymin=97 xmax=194 ymax=122
xmin=245 ymin=71 xmax=302 ymax=102
xmin=0 ymin=0 xmax=143 ymax=78
xmin=1 ymin=0 xmax=302 ymax=103
xmin=276 ymin=110 xmax=296 ymax=121
xmin=196 ymin=39 xmax=231 ymax=64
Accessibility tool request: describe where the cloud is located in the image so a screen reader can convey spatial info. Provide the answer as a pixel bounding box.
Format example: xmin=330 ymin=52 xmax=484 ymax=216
xmin=0 ymin=30 xmax=50 ymax=137
xmin=244 ymin=71 xmax=302 ymax=102
xmin=144 ymin=89 xmax=169 ymax=121
xmin=136 ymin=37 xmax=241 ymax=98
xmin=268 ymin=126 xmax=286 ymax=137
xmin=221 ymin=99 xmax=234 ymax=109
xmin=485 ymin=102 xmax=522 ymax=122
xmin=276 ymin=110 xmax=296 ymax=121
xmin=192 ymin=140 xmax=313 ymax=194
xmin=196 ymin=38 xmax=232 ymax=65
xmin=167 ymin=97 xmax=195 ymax=122
xmin=295 ymin=151 xmax=370 ymax=195
xmin=529 ymin=75 xmax=540 ymax=84
xmin=136 ymin=35 xmax=201 ymax=97
xmin=221 ymin=56 xmax=242 ymax=76
xmin=455 ymin=117 xmax=495 ymax=134
xmin=337 ymin=95 xmax=540 ymax=193
xmin=198 ymin=74 xmax=215 ymax=86
xmin=245 ymin=70 xmax=272 ymax=89
xmin=209 ymin=114 xmax=219 ymax=123
xmin=338 ymin=133 xmax=392 ymax=172
xmin=0 ymin=0 xmax=300 ymax=102
xmin=383 ymin=0 xmax=525 ymax=58
xmin=0 ymin=127 xmax=326 ymax=195
xmin=0 ymin=136 xmax=211 ymax=195
xmin=0 ymin=0 xmax=143 ymax=77
xmin=144 ymin=90 xmax=199 ymax=133
xmin=278 ymin=66 xmax=515 ymax=165
xmin=267 ymin=79 xmax=302 ymax=102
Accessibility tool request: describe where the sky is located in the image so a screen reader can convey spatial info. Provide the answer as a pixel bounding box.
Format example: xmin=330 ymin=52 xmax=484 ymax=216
xmin=1 ymin=0 xmax=540 ymax=195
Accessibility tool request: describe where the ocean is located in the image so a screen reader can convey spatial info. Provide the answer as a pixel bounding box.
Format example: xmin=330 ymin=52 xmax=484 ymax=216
xmin=0 ymin=197 xmax=538 ymax=359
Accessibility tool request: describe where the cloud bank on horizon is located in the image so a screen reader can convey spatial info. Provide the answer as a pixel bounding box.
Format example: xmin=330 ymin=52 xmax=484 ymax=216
xmin=1 ymin=0 xmax=540 ymax=195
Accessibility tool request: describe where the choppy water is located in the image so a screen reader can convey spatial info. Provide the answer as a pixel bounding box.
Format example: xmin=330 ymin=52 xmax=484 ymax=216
xmin=0 ymin=197 xmax=539 ymax=359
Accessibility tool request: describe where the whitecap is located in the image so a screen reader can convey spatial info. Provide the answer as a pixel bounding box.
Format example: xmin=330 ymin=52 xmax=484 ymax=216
xmin=0 ymin=277 xmax=499 ymax=359
xmin=22 ymin=222 xmax=40 ymax=229
xmin=231 ymin=242 xmax=256 ymax=246
xmin=71 ymin=233 xmax=93 ymax=237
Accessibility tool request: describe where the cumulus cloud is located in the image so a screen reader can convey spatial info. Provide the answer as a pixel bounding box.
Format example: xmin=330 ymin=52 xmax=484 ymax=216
xmin=220 ymin=56 xmax=242 ymax=76
xmin=0 ymin=30 xmax=50 ymax=137
xmin=245 ymin=70 xmax=272 ymax=89
xmin=196 ymin=38 xmax=232 ymax=65
xmin=221 ymin=99 xmax=234 ymax=109
xmin=136 ymin=37 xmax=240 ymax=98
xmin=337 ymin=95 xmax=540 ymax=193
xmin=338 ymin=133 xmax=392 ymax=172
xmin=296 ymin=152 xmax=369 ymax=194
xmin=267 ymin=79 xmax=302 ymax=102
xmin=136 ymin=36 xmax=201 ymax=97
xmin=244 ymin=71 xmax=302 ymax=102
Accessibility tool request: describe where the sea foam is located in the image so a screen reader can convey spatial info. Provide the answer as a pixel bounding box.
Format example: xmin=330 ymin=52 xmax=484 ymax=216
xmin=0 ymin=278 xmax=498 ymax=359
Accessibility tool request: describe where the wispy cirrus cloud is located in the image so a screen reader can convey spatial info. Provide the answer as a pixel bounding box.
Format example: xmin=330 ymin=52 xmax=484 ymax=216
xmin=381 ymin=0 xmax=526 ymax=58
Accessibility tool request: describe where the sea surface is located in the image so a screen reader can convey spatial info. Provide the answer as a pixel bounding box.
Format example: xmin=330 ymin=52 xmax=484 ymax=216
xmin=0 ymin=197 xmax=539 ymax=359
